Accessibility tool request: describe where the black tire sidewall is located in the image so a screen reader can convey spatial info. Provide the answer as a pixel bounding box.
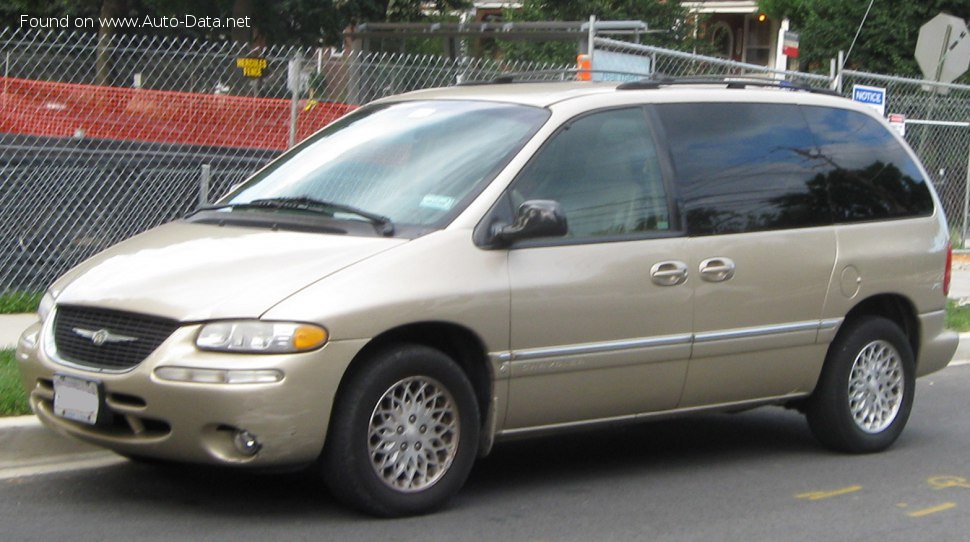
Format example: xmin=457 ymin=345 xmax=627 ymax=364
xmin=807 ymin=317 xmax=915 ymax=453
xmin=324 ymin=344 xmax=480 ymax=517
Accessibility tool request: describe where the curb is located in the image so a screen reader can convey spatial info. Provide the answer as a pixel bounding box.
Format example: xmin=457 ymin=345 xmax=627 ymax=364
xmin=0 ymin=415 xmax=39 ymax=429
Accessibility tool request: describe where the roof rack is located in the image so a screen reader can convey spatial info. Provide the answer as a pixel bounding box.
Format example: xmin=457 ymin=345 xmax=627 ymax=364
xmin=454 ymin=72 xmax=840 ymax=97
xmin=455 ymin=69 xmax=652 ymax=86
xmin=615 ymin=76 xmax=840 ymax=96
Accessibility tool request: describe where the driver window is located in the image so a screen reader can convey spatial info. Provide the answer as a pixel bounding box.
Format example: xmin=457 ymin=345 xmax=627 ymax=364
xmin=511 ymin=107 xmax=669 ymax=239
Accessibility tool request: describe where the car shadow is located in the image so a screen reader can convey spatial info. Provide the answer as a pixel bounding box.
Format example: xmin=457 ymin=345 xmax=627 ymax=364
xmin=466 ymin=406 xmax=820 ymax=495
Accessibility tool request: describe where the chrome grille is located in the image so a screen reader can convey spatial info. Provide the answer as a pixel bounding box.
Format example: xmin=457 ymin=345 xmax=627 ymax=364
xmin=53 ymin=306 xmax=179 ymax=371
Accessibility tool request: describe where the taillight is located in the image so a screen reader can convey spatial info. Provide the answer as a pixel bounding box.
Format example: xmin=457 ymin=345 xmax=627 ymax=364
xmin=944 ymin=241 xmax=953 ymax=297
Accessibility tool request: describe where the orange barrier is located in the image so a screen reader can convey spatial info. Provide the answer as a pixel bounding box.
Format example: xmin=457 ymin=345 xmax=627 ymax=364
xmin=0 ymin=77 xmax=355 ymax=150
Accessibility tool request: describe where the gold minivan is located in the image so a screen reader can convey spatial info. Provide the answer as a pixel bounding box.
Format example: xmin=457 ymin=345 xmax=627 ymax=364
xmin=17 ymin=79 xmax=958 ymax=516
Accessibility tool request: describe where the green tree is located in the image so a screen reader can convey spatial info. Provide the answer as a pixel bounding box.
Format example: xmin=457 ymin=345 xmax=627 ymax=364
xmin=759 ymin=0 xmax=970 ymax=77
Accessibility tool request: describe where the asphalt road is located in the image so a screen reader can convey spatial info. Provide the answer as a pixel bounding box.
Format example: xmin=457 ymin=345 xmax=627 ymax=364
xmin=4 ymin=364 xmax=970 ymax=541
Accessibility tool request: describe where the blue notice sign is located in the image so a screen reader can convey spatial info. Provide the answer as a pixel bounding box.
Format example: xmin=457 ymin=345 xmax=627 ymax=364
xmin=852 ymin=84 xmax=886 ymax=116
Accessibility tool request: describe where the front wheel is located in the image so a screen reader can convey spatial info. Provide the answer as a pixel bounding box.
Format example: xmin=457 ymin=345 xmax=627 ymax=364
xmin=321 ymin=344 xmax=480 ymax=517
xmin=805 ymin=316 xmax=915 ymax=453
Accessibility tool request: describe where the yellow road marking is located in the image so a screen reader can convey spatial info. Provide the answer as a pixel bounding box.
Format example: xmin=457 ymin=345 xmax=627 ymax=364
xmin=907 ymin=502 xmax=957 ymax=518
xmin=928 ymin=476 xmax=970 ymax=490
xmin=795 ymin=485 xmax=863 ymax=501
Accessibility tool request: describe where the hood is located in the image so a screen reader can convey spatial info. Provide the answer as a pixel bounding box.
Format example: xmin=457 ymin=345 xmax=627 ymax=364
xmin=53 ymin=221 xmax=407 ymax=321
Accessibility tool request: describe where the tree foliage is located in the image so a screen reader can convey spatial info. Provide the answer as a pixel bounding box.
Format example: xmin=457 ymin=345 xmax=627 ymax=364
xmin=759 ymin=0 xmax=970 ymax=77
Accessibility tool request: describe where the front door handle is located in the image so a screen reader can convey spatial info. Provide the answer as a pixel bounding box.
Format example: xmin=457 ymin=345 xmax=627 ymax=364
xmin=699 ymin=257 xmax=736 ymax=282
xmin=650 ymin=261 xmax=688 ymax=286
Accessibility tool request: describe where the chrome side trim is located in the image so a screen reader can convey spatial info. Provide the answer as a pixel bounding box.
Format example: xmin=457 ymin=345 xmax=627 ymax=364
xmin=693 ymin=320 xmax=822 ymax=343
xmin=511 ymin=334 xmax=693 ymax=362
xmin=819 ymin=318 xmax=843 ymax=330
xmin=920 ymin=310 xmax=946 ymax=319
xmin=495 ymin=392 xmax=810 ymax=439
xmin=489 ymin=352 xmax=513 ymax=363
xmin=488 ymin=319 xmax=842 ymax=365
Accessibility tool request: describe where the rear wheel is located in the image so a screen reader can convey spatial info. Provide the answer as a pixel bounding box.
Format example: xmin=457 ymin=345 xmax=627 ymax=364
xmin=805 ymin=316 xmax=915 ymax=453
xmin=322 ymin=344 xmax=480 ymax=517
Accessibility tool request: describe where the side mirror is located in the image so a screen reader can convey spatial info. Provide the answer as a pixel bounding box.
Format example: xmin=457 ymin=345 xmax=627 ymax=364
xmin=492 ymin=200 xmax=568 ymax=246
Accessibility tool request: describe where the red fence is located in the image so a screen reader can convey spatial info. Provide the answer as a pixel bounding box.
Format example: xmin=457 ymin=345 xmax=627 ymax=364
xmin=0 ymin=77 xmax=355 ymax=150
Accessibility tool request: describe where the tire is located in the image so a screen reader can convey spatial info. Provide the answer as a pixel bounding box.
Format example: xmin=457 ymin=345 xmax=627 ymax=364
xmin=321 ymin=344 xmax=480 ymax=517
xmin=805 ymin=316 xmax=915 ymax=454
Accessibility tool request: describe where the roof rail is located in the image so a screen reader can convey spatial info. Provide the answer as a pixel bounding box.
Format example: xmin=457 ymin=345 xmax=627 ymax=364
xmin=455 ymin=69 xmax=652 ymax=86
xmin=615 ymin=76 xmax=840 ymax=96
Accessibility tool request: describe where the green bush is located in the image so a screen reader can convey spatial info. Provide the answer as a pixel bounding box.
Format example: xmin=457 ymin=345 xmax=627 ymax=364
xmin=946 ymin=299 xmax=970 ymax=333
xmin=0 ymin=349 xmax=31 ymax=416
xmin=0 ymin=292 xmax=42 ymax=314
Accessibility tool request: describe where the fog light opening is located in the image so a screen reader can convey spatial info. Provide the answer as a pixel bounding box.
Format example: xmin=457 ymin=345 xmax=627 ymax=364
xmin=233 ymin=429 xmax=262 ymax=456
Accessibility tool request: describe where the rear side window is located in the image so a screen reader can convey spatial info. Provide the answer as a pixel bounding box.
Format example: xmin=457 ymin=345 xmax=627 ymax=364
xmin=802 ymin=106 xmax=933 ymax=222
xmin=655 ymin=103 xmax=831 ymax=236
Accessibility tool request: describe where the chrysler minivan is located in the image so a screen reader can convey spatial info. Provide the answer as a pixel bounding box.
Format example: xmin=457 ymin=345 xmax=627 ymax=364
xmin=17 ymin=78 xmax=958 ymax=516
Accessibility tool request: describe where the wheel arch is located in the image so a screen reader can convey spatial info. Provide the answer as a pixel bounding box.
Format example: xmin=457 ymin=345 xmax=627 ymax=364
xmin=329 ymin=321 xmax=494 ymax=443
xmin=841 ymin=293 xmax=920 ymax=364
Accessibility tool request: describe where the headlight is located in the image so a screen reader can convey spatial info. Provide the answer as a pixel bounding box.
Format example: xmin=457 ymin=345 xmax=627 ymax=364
xmin=196 ymin=321 xmax=328 ymax=353
xmin=37 ymin=289 xmax=57 ymax=322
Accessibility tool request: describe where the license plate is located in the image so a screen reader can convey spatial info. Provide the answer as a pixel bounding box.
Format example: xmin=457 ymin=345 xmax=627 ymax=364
xmin=53 ymin=374 xmax=101 ymax=425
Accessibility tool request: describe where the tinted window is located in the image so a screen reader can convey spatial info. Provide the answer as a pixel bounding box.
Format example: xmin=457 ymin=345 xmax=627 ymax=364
xmin=803 ymin=106 xmax=933 ymax=222
xmin=511 ymin=108 xmax=670 ymax=239
xmin=656 ymin=103 xmax=830 ymax=236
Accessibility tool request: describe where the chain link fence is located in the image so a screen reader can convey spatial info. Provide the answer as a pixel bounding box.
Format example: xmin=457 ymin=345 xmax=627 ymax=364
xmin=593 ymin=37 xmax=832 ymax=88
xmin=839 ymin=70 xmax=970 ymax=242
xmin=0 ymin=28 xmax=568 ymax=307
xmin=2 ymin=27 xmax=970 ymax=309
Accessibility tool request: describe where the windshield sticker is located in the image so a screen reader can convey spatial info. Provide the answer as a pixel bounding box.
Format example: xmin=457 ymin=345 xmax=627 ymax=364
xmin=420 ymin=194 xmax=456 ymax=211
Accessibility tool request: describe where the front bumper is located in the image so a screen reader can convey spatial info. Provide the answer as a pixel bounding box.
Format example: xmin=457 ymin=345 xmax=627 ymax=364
xmin=16 ymin=320 xmax=366 ymax=467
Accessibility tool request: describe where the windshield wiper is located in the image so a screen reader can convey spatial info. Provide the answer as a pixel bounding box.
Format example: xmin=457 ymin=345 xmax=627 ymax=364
xmin=201 ymin=196 xmax=395 ymax=236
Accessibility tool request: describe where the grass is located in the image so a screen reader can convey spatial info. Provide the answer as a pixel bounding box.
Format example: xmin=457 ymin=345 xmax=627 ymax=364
xmin=0 ymin=349 xmax=31 ymax=416
xmin=946 ymin=299 xmax=970 ymax=333
xmin=0 ymin=291 xmax=42 ymax=314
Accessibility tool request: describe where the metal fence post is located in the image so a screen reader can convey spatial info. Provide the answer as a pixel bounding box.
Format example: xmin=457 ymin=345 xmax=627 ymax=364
xmin=199 ymin=164 xmax=211 ymax=207
xmin=288 ymin=55 xmax=303 ymax=148
xmin=964 ymin=142 xmax=970 ymax=247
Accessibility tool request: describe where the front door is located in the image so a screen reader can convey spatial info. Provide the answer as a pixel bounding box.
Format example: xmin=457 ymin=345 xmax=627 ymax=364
xmin=501 ymin=107 xmax=693 ymax=429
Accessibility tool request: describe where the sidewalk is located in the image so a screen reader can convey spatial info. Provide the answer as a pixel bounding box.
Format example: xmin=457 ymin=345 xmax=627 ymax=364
xmin=0 ymin=416 xmax=122 ymax=480
xmin=1 ymin=313 xmax=36 ymax=349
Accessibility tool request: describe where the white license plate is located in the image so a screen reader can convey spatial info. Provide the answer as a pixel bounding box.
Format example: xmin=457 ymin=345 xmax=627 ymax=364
xmin=53 ymin=374 xmax=101 ymax=425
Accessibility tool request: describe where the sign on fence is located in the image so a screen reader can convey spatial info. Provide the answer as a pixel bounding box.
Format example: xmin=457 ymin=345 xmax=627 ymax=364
xmin=852 ymin=84 xmax=886 ymax=116
xmin=888 ymin=113 xmax=906 ymax=136
xmin=783 ymin=32 xmax=799 ymax=58
xmin=236 ymin=57 xmax=268 ymax=78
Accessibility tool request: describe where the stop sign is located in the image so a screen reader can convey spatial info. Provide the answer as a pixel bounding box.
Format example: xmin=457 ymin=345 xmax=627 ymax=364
xmin=915 ymin=13 xmax=970 ymax=84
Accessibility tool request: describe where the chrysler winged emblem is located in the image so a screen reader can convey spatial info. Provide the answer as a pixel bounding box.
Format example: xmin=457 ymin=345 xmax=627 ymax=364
xmin=72 ymin=327 xmax=139 ymax=346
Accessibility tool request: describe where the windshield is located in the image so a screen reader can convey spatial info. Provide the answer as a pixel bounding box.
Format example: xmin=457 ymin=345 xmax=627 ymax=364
xmin=222 ymin=100 xmax=550 ymax=229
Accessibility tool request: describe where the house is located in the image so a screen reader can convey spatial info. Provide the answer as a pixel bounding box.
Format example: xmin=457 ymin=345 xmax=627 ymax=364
xmin=682 ymin=0 xmax=791 ymax=69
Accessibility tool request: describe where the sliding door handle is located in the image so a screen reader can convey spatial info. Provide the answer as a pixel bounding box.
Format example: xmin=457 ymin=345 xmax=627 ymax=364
xmin=650 ymin=261 xmax=688 ymax=286
xmin=699 ymin=257 xmax=736 ymax=282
